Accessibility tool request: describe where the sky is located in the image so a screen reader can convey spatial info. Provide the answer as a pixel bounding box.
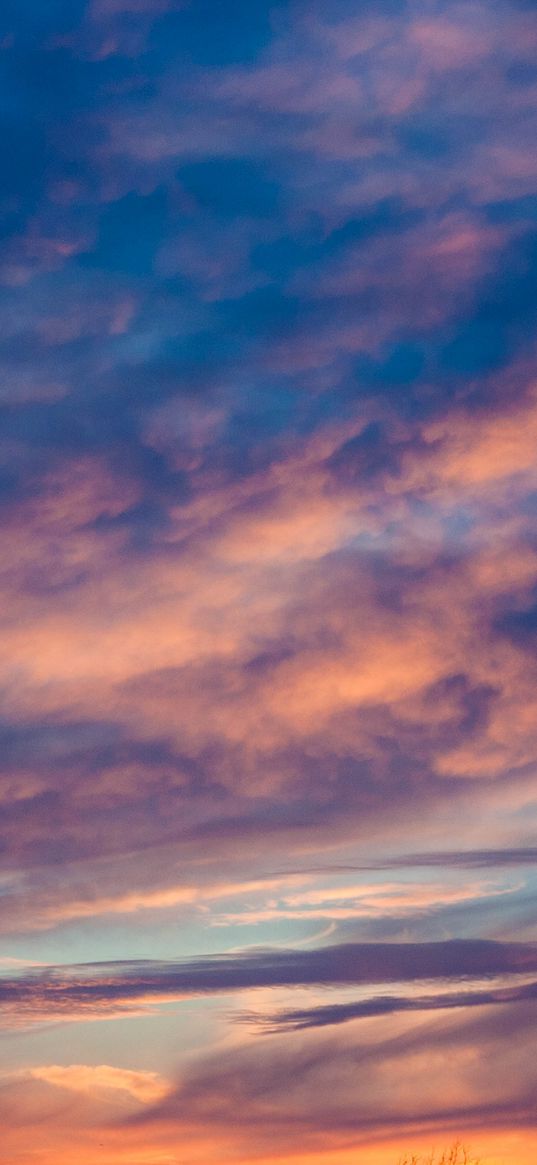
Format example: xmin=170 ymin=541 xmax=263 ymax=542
xmin=2 ymin=1 xmax=537 ymax=1162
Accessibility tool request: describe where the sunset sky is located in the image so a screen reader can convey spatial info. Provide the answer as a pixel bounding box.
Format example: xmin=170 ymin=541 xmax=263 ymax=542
xmin=2 ymin=1 xmax=537 ymax=1162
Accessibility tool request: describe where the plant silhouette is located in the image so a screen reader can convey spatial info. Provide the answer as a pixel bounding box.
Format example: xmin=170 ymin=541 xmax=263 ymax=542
xmin=398 ymin=1144 xmax=480 ymax=1165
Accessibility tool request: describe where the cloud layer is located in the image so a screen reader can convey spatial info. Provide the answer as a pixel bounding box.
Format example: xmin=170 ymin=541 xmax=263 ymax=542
xmin=2 ymin=0 xmax=537 ymax=1161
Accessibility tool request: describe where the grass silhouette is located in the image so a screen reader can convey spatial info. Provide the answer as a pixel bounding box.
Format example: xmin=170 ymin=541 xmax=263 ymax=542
xmin=398 ymin=1145 xmax=480 ymax=1165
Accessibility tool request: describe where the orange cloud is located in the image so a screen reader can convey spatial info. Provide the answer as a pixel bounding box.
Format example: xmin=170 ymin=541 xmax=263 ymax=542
xmin=29 ymin=1063 xmax=169 ymax=1103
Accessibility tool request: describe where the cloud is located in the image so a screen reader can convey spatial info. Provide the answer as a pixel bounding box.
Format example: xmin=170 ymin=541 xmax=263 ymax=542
xmin=0 ymin=1064 xmax=177 ymax=1165
xmin=213 ymin=878 xmax=519 ymax=927
xmin=376 ymin=848 xmax=537 ymax=870
xmin=29 ymin=1063 xmax=169 ymax=1103
xmin=129 ymin=1000 xmax=537 ymax=1155
xmin=2 ymin=1 xmax=537 ymax=1160
xmin=243 ymin=979 xmax=537 ymax=1032
xmin=2 ymin=939 xmax=537 ymax=1029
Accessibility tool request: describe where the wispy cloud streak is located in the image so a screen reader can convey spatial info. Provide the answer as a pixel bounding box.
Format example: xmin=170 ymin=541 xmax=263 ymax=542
xmin=2 ymin=940 xmax=537 ymax=1028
